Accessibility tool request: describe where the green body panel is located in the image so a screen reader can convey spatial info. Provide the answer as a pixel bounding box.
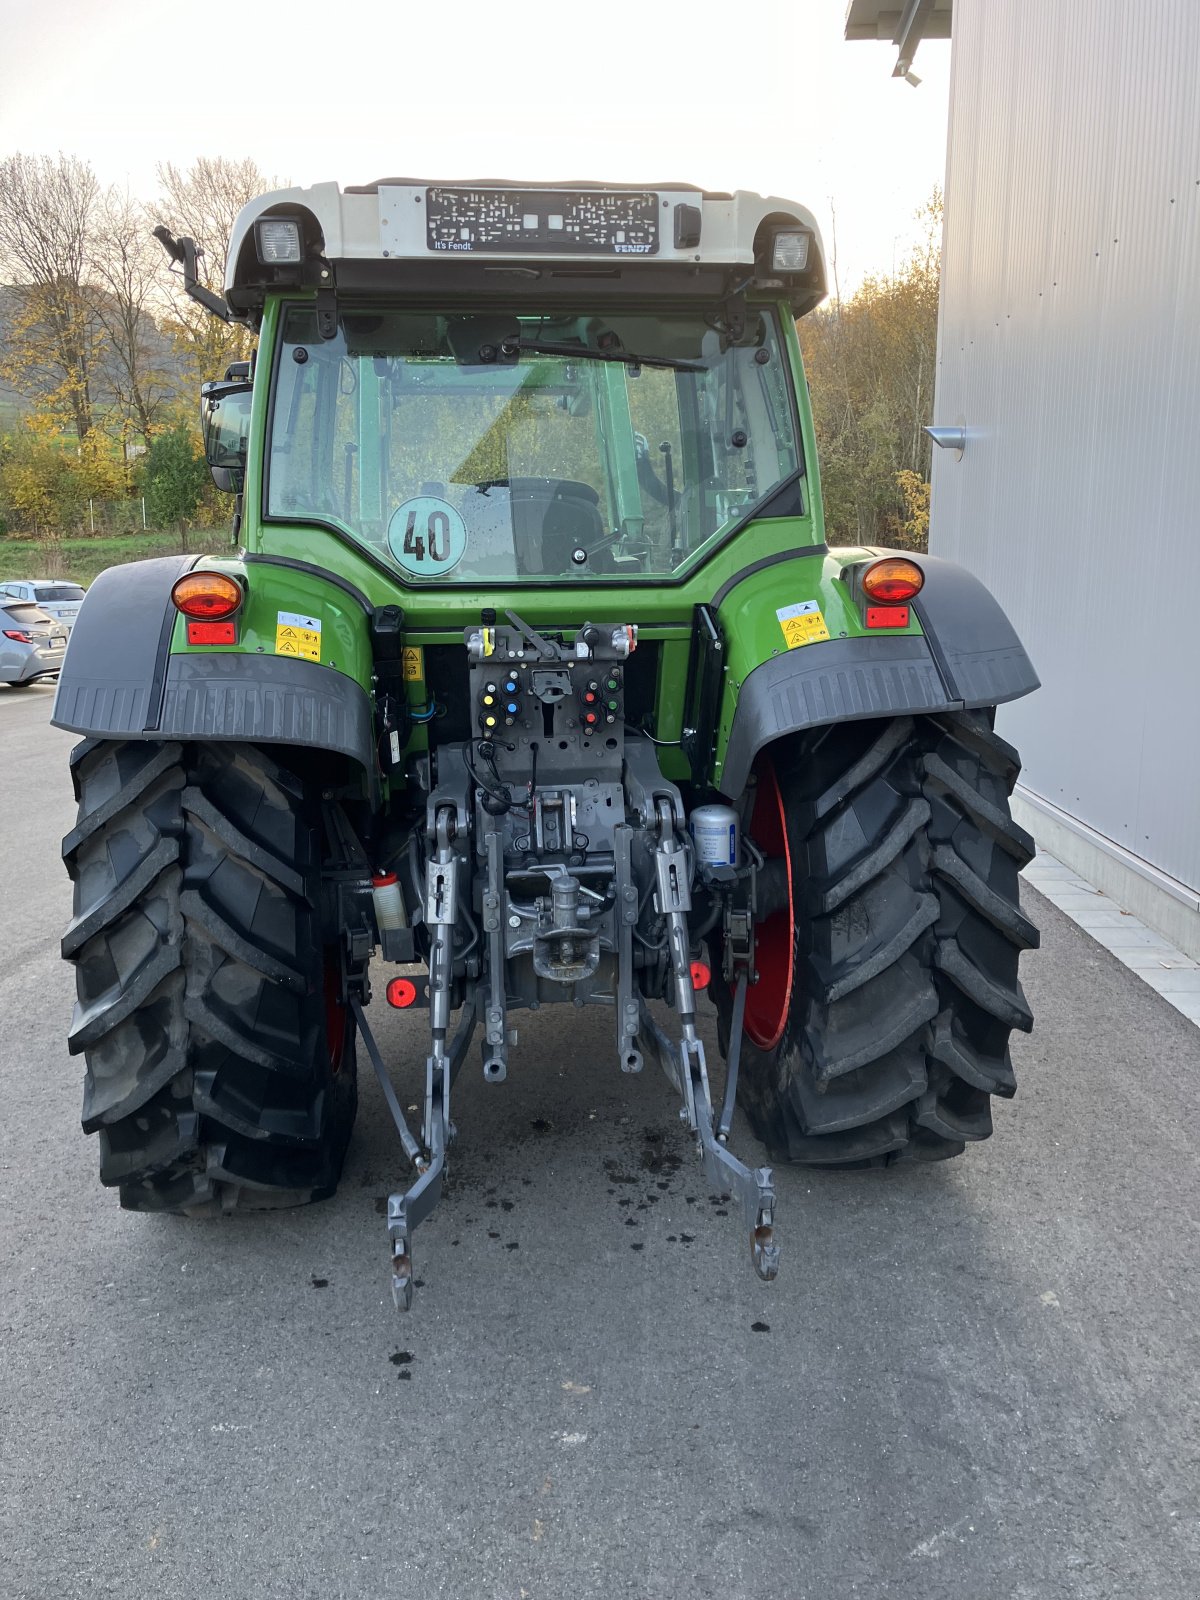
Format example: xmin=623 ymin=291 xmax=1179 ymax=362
xmin=176 ymin=552 xmax=375 ymax=690
xmin=779 ymin=308 xmax=823 ymax=538
xmin=173 ymin=294 xmax=920 ymax=798
xmin=710 ymin=547 xmax=923 ymax=789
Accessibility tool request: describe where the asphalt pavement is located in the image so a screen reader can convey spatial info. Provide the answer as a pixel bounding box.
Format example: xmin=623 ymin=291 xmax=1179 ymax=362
xmin=1 ymin=681 xmax=1197 ymax=1600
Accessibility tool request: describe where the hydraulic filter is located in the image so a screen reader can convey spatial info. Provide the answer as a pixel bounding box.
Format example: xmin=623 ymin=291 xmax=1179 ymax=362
xmin=689 ymin=804 xmax=739 ymax=868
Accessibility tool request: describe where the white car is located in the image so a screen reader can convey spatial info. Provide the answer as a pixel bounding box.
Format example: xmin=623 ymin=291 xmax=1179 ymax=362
xmin=0 ymin=580 xmax=86 ymax=629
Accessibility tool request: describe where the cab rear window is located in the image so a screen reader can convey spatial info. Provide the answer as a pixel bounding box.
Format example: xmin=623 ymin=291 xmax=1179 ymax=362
xmin=267 ymin=304 xmax=803 ymax=585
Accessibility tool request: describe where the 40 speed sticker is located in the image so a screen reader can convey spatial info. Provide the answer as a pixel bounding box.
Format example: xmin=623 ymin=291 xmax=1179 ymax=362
xmin=388 ymin=496 xmax=467 ymax=577
xmin=776 ymin=600 xmax=830 ymax=649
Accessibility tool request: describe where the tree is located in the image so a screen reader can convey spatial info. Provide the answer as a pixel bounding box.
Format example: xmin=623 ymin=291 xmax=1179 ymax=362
xmin=799 ymin=189 xmax=942 ymax=551
xmin=142 ymin=425 xmax=209 ymax=550
xmin=0 ymin=153 xmax=101 ymax=441
xmin=0 ymin=427 xmax=70 ymax=538
xmin=87 ymin=189 xmax=181 ymax=450
xmin=0 ymin=419 xmax=125 ymax=545
xmin=155 ymin=157 xmax=279 ymax=385
xmin=895 ymin=468 xmax=931 ymax=547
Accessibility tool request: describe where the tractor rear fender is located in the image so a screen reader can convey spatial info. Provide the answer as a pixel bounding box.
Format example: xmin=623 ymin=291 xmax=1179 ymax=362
xmin=715 ymin=552 xmax=1039 ymax=799
xmin=50 ymin=554 xmax=377 ymax=789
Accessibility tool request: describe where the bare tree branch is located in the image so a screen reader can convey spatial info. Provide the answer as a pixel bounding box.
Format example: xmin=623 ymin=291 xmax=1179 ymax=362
xmin=88 ymin=189 xmax=182 ymax=448
xmin=0 ymin=152 xmax=102 ymax=440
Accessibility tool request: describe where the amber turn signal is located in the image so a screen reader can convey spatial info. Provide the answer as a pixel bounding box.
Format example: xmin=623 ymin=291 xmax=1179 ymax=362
xmin=171 ymin=571 xmax=244 ymax=620
xmin=861 ymin=557 xmax=924 ymax=604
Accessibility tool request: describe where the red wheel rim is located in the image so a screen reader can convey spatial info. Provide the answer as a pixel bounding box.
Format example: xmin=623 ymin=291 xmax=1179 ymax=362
xmin=742 ymin=755 xmax=794 ymax=1051
xmin=324 ymin=951 xmax=348 ymax=1075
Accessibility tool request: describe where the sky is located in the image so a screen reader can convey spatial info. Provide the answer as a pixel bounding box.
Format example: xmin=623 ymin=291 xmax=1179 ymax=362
xmin=0 ymin=0 xmax=951 ymax=291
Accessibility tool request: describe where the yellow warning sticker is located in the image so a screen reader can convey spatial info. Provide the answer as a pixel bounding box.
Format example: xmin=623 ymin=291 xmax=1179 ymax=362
xmin=776 ymin=601 xmax=831 ymax=650
xmin=402 ymin=645 xmax=425 ymax=682
xmin=275 ymin=609 xmax=322 ymax=662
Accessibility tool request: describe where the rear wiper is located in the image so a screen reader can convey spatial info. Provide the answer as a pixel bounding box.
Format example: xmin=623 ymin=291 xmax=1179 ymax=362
xmin=516 ymin=339 xmax=704 ymax=373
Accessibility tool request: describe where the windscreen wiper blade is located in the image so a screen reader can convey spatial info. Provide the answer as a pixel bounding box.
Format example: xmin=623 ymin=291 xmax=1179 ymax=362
xmin=516 ymin=339 xmax=704 ymax=373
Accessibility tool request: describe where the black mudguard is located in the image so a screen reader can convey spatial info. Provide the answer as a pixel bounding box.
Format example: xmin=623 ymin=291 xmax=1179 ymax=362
xmin=51 ymin=557 xmax=376 ymax=780
xmin=719 ymin=553 xmax=1039 ymax=800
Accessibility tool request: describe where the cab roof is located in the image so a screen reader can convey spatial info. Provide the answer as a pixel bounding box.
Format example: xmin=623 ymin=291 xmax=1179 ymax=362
xmin=224 ymin=178 xmax=828 ymax=319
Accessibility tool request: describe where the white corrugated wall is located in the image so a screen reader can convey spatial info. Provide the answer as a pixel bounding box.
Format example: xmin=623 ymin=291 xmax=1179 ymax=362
xmin=931 ymin=0 xmax=1200 ymax=922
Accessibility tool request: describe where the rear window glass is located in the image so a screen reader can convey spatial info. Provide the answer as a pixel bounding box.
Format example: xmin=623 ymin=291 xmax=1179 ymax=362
xmin=1 ymin=603 xmax=46 ymax=624
xmin=33 ymin=584 xmax=84 ymax=601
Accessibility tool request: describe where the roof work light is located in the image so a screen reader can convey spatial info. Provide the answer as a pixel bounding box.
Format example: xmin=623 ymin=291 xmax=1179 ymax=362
xmin=255 ymin=218 xmax=303 ymax=265
xmin=770 ymin=229 xmax=810 ymax=272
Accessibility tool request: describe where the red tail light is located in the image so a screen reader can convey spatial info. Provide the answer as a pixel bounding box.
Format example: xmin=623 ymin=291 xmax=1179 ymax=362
xmin=866 ymin=606 xmax=910 ymax=629
xmin=171 ymin=572 xmax=244 ymax=620
xmin=186 ymin=621 xmax=237 ymax=645
xmin=861 ymin=557 xmax=924 ymax=603
xmin=3 ymin=630 xmax=33 ymax=644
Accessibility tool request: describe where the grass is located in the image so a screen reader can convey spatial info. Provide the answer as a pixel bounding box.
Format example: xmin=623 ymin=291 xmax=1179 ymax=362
xmin=0 ymin=531 xmax=231 ymax=586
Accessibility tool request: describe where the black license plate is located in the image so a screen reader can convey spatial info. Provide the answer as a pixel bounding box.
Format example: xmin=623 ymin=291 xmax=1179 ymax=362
xmin=426 ymin=187 xmax=660 ymax=256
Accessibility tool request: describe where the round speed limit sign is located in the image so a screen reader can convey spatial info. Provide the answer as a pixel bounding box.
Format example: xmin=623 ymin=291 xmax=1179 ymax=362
xmin=388 ymin=496 xmax=468 ymax=577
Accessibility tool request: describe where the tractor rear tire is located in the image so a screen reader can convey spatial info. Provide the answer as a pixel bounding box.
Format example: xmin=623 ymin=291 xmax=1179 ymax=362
xmin=717 ymin=710 xmax=1038 ymax=1166
xmin=62 ymin=739 xmax=357 ymax=1213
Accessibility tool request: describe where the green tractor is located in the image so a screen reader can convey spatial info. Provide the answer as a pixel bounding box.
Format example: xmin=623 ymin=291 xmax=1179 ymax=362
xmin=55 ymin=180 xmax=1039 ymax=1308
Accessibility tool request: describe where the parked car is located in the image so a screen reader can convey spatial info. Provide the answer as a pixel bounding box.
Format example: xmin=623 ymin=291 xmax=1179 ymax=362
xmin=0 ymin=580 xmax=86 ymax=629
xmin=0 ymin=597 xmax=69 ymax=686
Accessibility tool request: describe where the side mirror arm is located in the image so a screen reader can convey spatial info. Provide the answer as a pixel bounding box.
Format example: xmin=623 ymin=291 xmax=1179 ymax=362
xmin=153 ymin=226 xmax=232 ymax=323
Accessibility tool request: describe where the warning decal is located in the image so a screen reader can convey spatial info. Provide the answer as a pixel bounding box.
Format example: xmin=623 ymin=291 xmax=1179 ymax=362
xmin=402 ymin=645 xmax=425 ymax=682
xmin=776 ymin=600 xmax=831 ymax=650
xmin=275 ymin=609 xmax=322 ymax=662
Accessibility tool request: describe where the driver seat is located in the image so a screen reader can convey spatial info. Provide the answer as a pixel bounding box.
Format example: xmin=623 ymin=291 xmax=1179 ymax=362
xmin=507 ymin=478 xmax=604 ymax=574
